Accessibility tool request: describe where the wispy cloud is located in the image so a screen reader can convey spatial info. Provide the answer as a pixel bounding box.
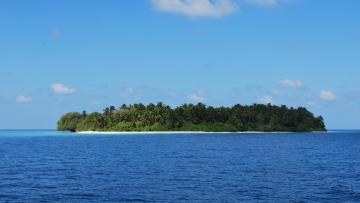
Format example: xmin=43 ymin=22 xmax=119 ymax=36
xmin=151 ymin=0 xmax=238 ymax=18
xmin=258 ymin=95 xmax=273 ymax=104
xmin=16 ymin=95 xmax=33 ymax=103
xmin=188 ymin=90 xmax=206 ymax=103
xmin=244 ymin=0 xmax=294 ymax=7
xmin=319 ymin=90 xmax=337 ymax=101
xmin=52 ymin=83 xmax=76 ymax=94
xmin=279 ymin=79 xmax=303 ymax=89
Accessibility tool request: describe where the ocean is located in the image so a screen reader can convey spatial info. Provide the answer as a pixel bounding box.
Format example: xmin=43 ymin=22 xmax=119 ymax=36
xmin=0 ymin=130 xmax=359 ymax=202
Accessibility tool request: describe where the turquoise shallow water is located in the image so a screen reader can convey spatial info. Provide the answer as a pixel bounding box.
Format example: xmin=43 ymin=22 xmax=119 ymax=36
xmin=0 ymin=130 xmax=360 ymax=202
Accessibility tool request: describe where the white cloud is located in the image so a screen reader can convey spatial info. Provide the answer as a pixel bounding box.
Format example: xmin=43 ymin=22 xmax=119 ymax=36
xmin=279 ymin=79 xmax=303 ymax=89
xmin=244 ymin=0 xmax=293 ymax=7
xmin=188 ymin=90 xmax=206 ymax=103
xmin=52 ymin=83 xmax=76 ymax=94
xmin=151 ymin=0 xmax=237 ymax=18
xmin=319 ymin=90 xmax=337 ymax=101
xmin=259 ymin=95 xmax=273 ymax=104
xmin=16 ymin=95 xmax=32 ymax=103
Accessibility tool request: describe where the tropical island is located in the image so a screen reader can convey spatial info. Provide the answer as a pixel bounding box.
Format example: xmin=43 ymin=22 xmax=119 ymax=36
xmin=57 ymin=103 xmax=326 ymax=133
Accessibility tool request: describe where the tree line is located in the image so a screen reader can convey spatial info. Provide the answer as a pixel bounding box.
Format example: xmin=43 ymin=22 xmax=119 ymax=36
xmin=57 ymin=102 xmax=326 ymax=132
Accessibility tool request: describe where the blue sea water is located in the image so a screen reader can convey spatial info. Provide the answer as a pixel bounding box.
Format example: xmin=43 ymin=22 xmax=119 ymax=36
xmin=0 ymin=130 xmax=360 ymax=202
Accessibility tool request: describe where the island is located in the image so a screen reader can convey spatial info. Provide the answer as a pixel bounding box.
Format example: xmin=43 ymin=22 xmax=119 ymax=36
xmin=57 ymin=103 xmax=326 ymax=133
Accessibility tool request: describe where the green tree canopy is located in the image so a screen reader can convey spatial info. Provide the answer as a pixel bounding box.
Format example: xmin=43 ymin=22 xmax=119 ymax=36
xmin=57 ymin=103 xmax=326 ymax=132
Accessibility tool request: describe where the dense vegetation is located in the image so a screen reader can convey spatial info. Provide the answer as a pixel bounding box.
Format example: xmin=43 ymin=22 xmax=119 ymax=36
xmin=57 ymin=103 xmax=326 ymax=132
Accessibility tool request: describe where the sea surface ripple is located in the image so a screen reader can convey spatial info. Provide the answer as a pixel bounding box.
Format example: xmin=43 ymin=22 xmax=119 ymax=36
xmin=0 ymin=130 xmax=360 ymax=202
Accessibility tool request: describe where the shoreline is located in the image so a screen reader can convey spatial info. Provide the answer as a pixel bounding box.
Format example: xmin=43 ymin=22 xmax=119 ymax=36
xmin=76 ymin=131 xmax=296 ymax=135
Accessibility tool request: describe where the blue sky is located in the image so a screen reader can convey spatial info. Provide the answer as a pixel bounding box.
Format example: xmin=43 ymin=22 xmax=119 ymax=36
xmin=0 ymin=0 xmax=359 ymax=129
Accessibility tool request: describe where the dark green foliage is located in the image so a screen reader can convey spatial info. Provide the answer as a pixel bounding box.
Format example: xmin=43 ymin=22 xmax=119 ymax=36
xmin=57 ymin=103 xmax=327 ymax=132
xmin=76 ymin=112 xmax=105 ymax=131
xmin=57 ymin=112 xmax=84 ymax=132
xmin=178 ymin=122 xmax=238 ymax=132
